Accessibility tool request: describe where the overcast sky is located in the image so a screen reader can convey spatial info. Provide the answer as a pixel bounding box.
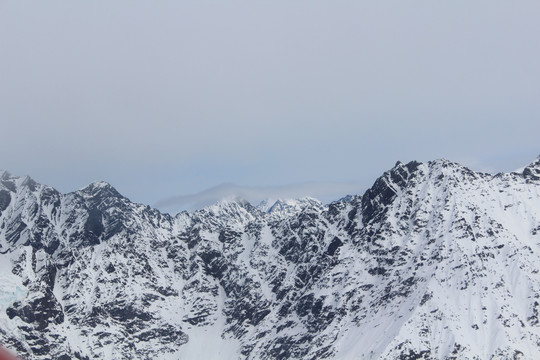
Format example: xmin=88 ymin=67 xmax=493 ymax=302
xmin=1 ymin=1 xmax=539 ymax=212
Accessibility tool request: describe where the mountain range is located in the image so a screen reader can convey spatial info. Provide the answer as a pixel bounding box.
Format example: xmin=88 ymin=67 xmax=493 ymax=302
xmin=1 ymin=157 xmax=540 ymax=359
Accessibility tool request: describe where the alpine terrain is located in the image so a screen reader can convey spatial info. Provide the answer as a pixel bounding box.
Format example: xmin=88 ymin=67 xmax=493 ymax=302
xmin=1 ymin=157 xmax=540 ymax=359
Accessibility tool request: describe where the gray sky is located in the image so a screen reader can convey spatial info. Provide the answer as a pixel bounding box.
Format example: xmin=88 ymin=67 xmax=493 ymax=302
xmin=1 ymin=1 xmax=539 ymax=212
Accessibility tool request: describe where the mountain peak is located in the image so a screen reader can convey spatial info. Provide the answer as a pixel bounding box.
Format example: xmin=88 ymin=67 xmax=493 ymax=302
xmin=0 ymin=170 xmax=10 ymax=180
xmin=0 ymin=172 xmax=39 ymax=193
xmin=78 ymin=181 xmax=122 ymax=198
xmin=257 ymin=197 xmax=324 ymax=220
xmin=427 ymin=158 xmax=464 ymax=169
xmin=212 ymin=196 xmax=251 ymax=207
xmin=526 ymin=155 xmax=540 ymax=168
xmin=521 ymin=156 xmax=540 ymax=180
xmin=200 ymin=196 xmax=260 ymax=216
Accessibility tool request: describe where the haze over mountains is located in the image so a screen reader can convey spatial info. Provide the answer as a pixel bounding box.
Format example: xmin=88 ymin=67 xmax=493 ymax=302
xmin=153 ymin=181 xmax=367 ymax=213
xmin=1 ymin=157 xmax=540 ymax=359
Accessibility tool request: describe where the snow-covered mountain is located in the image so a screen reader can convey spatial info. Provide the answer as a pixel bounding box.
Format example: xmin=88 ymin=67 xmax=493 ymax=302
xmin=1 ymin=158 xmax=540 ymax=359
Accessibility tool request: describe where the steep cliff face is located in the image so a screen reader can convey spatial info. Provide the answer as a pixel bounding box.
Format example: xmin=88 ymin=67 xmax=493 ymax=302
xmin=0 ymin=158 xmax=540 ymax=359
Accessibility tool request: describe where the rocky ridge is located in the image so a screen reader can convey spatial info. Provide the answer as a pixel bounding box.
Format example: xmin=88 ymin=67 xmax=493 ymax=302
xmin=1 ymin=158 xmax=540 ymax=359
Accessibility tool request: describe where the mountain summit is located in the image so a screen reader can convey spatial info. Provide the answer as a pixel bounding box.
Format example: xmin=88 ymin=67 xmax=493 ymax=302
xmin=1 ymin=159 xmax=540 ymax=359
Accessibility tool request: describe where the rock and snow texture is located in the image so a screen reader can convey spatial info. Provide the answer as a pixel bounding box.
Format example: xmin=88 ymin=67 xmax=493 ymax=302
xmin=1 ymin=158 xmax=540 ymax=359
